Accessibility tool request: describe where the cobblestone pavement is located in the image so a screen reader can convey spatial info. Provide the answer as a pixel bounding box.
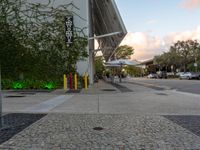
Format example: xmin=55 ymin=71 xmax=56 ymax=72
xmin=1 ymin=114 xmax=200 ymax=150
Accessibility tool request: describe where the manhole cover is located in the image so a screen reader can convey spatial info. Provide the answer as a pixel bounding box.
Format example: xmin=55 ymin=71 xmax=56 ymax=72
xmin=101 ymin=89 xmax=116 ymax=91
xmin=156 ymin=93 xmax=168 ymax=96
xmin=5 ymin=95 xmax=26 ymax=98
xmin=93 ymin=127 xmax=104 ymax=131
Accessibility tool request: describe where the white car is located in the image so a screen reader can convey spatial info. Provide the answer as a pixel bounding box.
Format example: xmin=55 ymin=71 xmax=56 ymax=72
xmin=179 ymin=72 xmax=200 ymax=80
xmin=147 ymin=73 xmax=158 ymax=79
xmin=176 ymin=72 xmax=184 ymax=77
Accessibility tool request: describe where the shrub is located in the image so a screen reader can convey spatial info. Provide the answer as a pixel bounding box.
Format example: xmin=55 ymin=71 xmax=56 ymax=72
xmin=2 ymin=79 xmax=13 ymax=89
xmin=12 ymin=81 xmax=24 ymax=89
xmin=40 ymin=81 xmax=56 ymax=90
xmin=1 ymin=79 xmax=59 ymax=90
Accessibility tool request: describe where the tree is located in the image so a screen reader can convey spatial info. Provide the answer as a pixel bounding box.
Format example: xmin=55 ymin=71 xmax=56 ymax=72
xmin=154 ymin=47 xmax=182 ymax=73
xmin=115 ymin=45 xmax=134 ymax=59
xmin=154 ymin=40 xmax=200 ymax=73
xmin=167 ymin=46 xmax=182 ymax=72
xmin=95 ymin=56 xmax=105 ymax=78
xmin=125 ymin=66 xmax=142 ymax=77
xmin=172 ymin=40 xmax=200 ymax=72
xmin=154 ymin=53 xmax=169 ymax=71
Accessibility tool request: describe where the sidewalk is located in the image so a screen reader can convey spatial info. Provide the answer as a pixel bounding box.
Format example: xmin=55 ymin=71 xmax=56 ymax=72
xmin=1 ymin=80 xmax=200 ymax=149
xmin=80 ymin=80 xmax=120 ymax=95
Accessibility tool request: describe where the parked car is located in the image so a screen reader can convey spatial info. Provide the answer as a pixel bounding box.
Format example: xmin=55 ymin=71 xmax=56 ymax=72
xmin=176 ymin=72 xmax=184 ymax=77
xmin=157 ymin=71 xmax=167 ymax=79
xmin=179 ymin=72 xmax=200 ymax=80
xmin=147 ymin=73 xmax=158 ymax=79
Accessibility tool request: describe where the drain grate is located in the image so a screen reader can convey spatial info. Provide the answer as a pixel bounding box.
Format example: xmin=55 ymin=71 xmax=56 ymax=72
xmin=9 ymin=90 xmax=53 ymax=93
xmin=5 ymin=95 xmax=26 ymax=98
xmin=93 ymin=127 xmax=104 ymax=131
xmin=101 ymin=89 xmax=116 ymax=91
xmin=110 ymin=83 xmax=133 ymax=93
xmin=66 ymin=90 xmax=81 ymax=93
xmin=20 ymin=92 xmax=36 ymax=95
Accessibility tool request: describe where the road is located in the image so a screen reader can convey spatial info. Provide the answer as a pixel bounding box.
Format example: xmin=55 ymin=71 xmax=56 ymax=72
xmin=128 ymin=78 xmax=200 ymax=94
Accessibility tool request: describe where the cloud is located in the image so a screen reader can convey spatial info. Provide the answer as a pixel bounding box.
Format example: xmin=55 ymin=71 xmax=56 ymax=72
xmin=181 ymin=0 xmax=200 ymax=9
xmin=120 ymin=32 xmax=164 ymax=61
xmin=164 ymin=26 xmax=200 ymax=46
xmin=146 ymin=19 xmax=157 ymax=25
xmin=120 ymin=26 xmax=200 ymax=61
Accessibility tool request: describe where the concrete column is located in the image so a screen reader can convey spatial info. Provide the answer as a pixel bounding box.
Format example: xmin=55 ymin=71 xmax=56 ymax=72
xmin=88 ymin=0 xmax=94 ymax=84
xmin=89 ymin=49 xmax=94 ymax=84
xmin=76 ymin=0 xmax=90 ymax=76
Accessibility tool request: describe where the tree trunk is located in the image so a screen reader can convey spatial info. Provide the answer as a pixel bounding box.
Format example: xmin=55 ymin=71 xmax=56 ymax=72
xmin=184 ymin=64 xmax=186 ymax=72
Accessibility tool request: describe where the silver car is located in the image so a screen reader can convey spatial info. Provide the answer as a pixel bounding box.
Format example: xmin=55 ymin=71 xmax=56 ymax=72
xmin=179 ymin=72 xmax=200 ymax=80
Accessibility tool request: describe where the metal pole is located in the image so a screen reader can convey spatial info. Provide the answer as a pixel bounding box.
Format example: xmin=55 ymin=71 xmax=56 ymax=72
xmin=88 ymin=31 xmax=122 ymax=40
xmin=195 ymin=57 xmax=197 ymax=72
xmin=0 ymin=65 xmax=2 ymax=128
xmin=119 ymin=63 xmax=122 ymax=83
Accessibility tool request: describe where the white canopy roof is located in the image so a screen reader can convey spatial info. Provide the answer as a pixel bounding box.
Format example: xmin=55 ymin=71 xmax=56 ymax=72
xmin=93 ymin=0 xmax=127 ymax=61
xmin=105 ymin=59 xmax=139 ymax=66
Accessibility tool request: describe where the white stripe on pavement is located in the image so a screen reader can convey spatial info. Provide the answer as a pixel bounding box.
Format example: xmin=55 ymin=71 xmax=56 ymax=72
xmin=24 ymin=95 xmax=73 ymax=113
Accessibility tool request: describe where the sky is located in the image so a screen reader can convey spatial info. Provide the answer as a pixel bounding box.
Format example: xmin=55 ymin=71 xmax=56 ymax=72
xmin=115 ymin=0 xmax=200 ymax=61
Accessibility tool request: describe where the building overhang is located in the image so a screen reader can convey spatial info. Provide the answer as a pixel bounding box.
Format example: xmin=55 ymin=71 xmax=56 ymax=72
xmin=140 ymin=59 xmax=154 ymax=65
xmin=92 ymin=0 xmax=127 ymax=61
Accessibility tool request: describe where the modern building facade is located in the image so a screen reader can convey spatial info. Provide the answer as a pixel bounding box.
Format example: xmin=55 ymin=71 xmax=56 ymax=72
xmin=71 ymin=0 xmax=127 ymax=84
xmin=0 ymin=0 xmax=126 ymax=122
xmin=31 ymin=0 xmax=127 ymax=84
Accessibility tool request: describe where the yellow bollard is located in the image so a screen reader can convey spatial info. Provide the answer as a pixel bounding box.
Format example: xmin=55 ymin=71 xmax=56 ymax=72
xmin=74 ymin=73 xmax=77 ymax=90
xmin=64 ymin=74 xmax=67 ymax=91
xmin=84 ymin=74 xmax=88 ymax=90
xmin=65 ymin=77 xmax=67 ymax=90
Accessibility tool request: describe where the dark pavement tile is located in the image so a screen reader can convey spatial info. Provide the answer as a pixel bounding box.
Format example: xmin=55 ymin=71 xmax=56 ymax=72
xmin=0 ymin=113 xmax=46 ymax=144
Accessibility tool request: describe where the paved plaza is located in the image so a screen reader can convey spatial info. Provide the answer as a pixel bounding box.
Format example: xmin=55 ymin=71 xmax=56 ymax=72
xmin=1 ymin=79 xmax=200 ymax=149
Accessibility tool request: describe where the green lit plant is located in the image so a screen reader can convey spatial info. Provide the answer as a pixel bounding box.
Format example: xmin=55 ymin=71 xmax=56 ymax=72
xmin=12 ymin=81 xmax=24 ymax=89
xmin=41 ymin=81 xmax=56 ymax=90
xmin=2 ymin=79 xmax=60 ymax=90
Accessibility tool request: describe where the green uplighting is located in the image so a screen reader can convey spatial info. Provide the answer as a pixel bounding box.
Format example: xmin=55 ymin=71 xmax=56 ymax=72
xmin=44 ymin=82 xmax=55 ymax=90
xmin=12 ymin=82 xmax=24 ymax=89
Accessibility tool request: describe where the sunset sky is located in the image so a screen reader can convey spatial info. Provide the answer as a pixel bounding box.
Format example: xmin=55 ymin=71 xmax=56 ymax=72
xmin=115 ymin=0 xmax=200 ymax=61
